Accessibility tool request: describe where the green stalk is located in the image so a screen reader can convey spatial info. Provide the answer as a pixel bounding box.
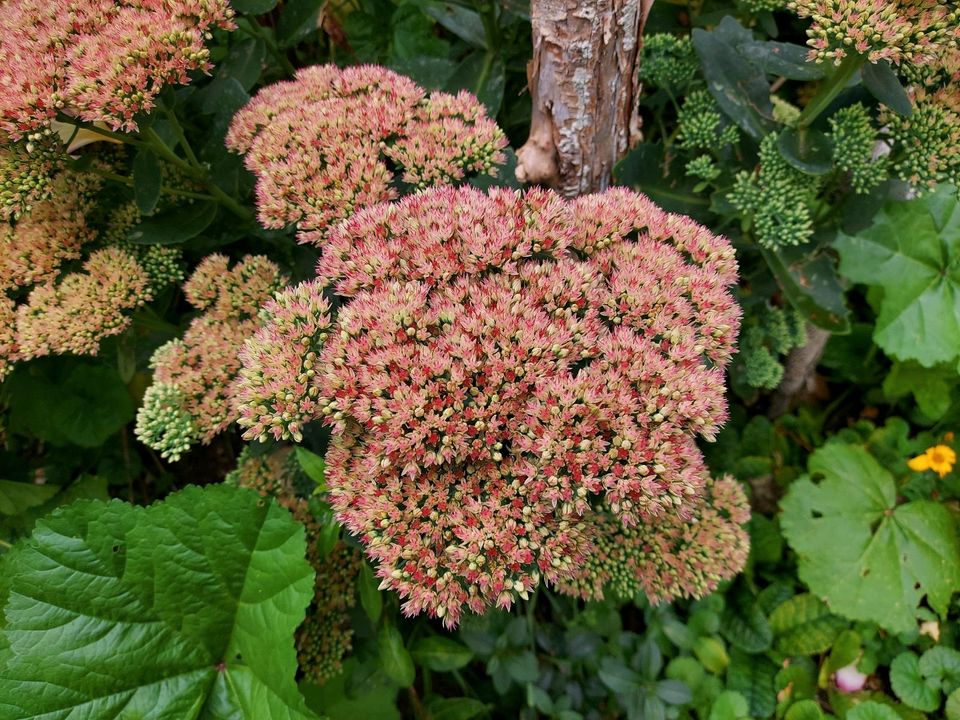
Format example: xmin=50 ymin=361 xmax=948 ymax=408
xmin=243 ymin=17 xmax=296 ymax=76
xmin=162 ymin=105 xmax=201 ymax=168
xmin=797 ymin=53 xmax=865 ymax=129
xmin=85 ymin=166 xmax=217 ymax=202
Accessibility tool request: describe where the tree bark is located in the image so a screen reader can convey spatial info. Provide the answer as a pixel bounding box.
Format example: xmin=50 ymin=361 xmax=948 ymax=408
xmin=516 ymin=0 xmax=654 ymax=197
xmin=768 ymin=326 xmax=831 ymax=419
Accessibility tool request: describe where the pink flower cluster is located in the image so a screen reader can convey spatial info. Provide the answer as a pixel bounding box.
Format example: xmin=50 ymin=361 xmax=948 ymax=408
xmin=556 ymin=475 xmax=750 ymax=603
xmin=235 ymin=280 xmax=332 ymax=443
xmin=225 ymin=65 xmax=508 ymax=244
xmin=240 ymin=186 xmax=741 ymax=626
xmin=0 ymin=0 xmax=235 ymax=137
xmin=135 ymin=254 xmax=286 ymax=461
xmin=788 ymin=0 xmax=960 ymax=65
xmin=15 ymin=246 xmax=152 ymax=359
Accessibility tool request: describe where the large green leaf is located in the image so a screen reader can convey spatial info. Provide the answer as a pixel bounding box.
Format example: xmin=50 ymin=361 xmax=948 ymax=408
xmin=768 ymin=594 xmax=845 ymax=656
xmin=780 ymin=444 xmax=960 ymax=633
xmin=0 ymin=485 xmax=319 ymax=719
xmin=835 ymin=192 xmax=960 ymax=367
xmin=0 ymin=480 xmax=57 ymax=516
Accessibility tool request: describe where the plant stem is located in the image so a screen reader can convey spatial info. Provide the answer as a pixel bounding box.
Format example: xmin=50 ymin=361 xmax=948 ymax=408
xmin=797 ymin=54 xmax=865 ymax=129
xmin=243 ymin=17 xmax=296 ymax=76
xmin=162 ymin=105 xmax=201 ymax=168
xmin=85 ymin=166 xmax=216 ymax=201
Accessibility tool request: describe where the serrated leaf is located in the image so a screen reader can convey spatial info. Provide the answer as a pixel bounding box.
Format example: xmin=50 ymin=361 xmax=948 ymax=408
xmin=780 ymin=444 xmax=960 ymax=633
xmin=883 ymin=361 xmax=957 ymax=420
xmin=947 ymin=688 xmax=960 ymax=720
xmin=0 ymin=480 xmax=57 ymax=516
xmin=0 ymin=485 xmax=318 ymax=719
xmin=379 ymin=625 xmax=415 ymax=687
xmin=862 ymin=61 xmax=912 ymax=118
xmin=133 ymin=149 xmax=162 ymax=214
xmin=835 ymin=193 xmax=960 ymax=368
xmin=768 ymin=594 xmax=845 ymax=655
xmin=708 ymin=690 xmax=749 ymax=720
xmin=890 ymin=652 xmax=940 ymax=712
xmin=761 ymin=247 xmax=850 ymax=333
xmin=727 ymin=649 xmax=777 ymax=717
xmin=410 ymin=636 xmax=473 ymax=672
xmin=722 ymin=583 xmax=773 ymax=654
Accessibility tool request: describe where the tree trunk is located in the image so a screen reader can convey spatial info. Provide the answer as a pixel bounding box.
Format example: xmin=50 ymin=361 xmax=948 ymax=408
xmin=515 ymin=0 xmax=654 ymax=197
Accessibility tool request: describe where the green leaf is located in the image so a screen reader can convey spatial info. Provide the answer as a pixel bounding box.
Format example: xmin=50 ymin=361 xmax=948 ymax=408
xmin=232 ymin=0 xmax=277 ymax=12
xmin=445 ymin=51 xmax=505 ymax=115
xmin=199 ymin=76 xmax=251 ymax=116
xmin=410 ymin=0 xmax=486 ymax=48
xmin=6 ymin=364 xmax=135 ymax=447
xmin=0 ymin=480 xmax=57 ymax=516
xmin=862 ymin=61 xmax=912 ymax=118
xmin=835 ymin=194 xmax=960 ymax=367
xmin=947 ymin=688 xmax=960 ymax=720
xmin=614 ymin=143 xmax=712 ymax=222
xmin=920 ymin=646 xmax=960 ymax=695
xmin=780 ymin=444 xmax=960 ymax=634
xmin=300 ymin=658 xmax=400 ymax=720
xmin=722 ymin=583 xmax=773 ymax=654
xmin=132 ymin=149 xmax=162 ymax=214
xmin=761 ymin=247 xmax=850 ymax=333
xmin=708 ymin=691 xmax=749 ymax=720
xmin=128 ymin=200 xmax=218 ymax=245
xmin=693 ymin=636 xmax=728 ymax=674
xmin=727 ymin=649 xmax=777 ymax=717
xmin=219 ymin=38 xmax=266 ymax=91
xmin=768 ymin=594 xmax=846 ymax=655
xmin=410 ymin=636 xmax=473 ymax=672
xmin=692 ymin=26 xmax=776 ymax=140
xmin=295 ymin=447 xmax=326 ymax=489
xmin=504 ymin=650 xmax=539 ymax=684
xmin=599 ymin=657 xmax=642 ymax=695
xmin=784 ymin=699 xmax=823 ymax=720
xmin=777 ymin=127 xmax=834 ymax=176
xmin=847 ymin=701 xmax=903 ymax=720
xmin=890 ymin=652 xmax=941 ymax=712
xmin=358 ymin=560 xmax=383 ymax=624
xmin=0 ymin=485 xmax=318 ymax=719
xmin=379 ymin=625 xmax=415 ymax=687
xmin=276 ymin=0 xmax=323 ymax=48
xmin=427 ymin=697 xmax=490 ymax=720
xmin=883 ymin=361 xmax=957 ymax=420
xmin=657 ymin=679 xmax=693 ymax=705
xmin=738 ymin=41 xmax=826 ymax=81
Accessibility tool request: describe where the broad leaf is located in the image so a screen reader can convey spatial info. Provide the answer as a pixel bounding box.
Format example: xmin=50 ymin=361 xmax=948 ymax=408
xmin=727 ymin=649 xmax=777 ymax=717
xmin=722 ymin=581 xmax=773 ymax=654
xmin=410 ymin=636 xmax=473 ymax=672
xmin=768 ymin=594 xmax=845 ymax=655
xmin=835 ymin=192 xmax=960 ymax=367
xmin=378 ymin=625 xmax=415 ymax=688
xmin=0 ymin=480 xmax=57 ymax=516
xmin=0 ymin=485 xmax=318 ymax=719
xmin=890 ymin=652 xmax=940 ymax=712
xmin=780 ymin=444 xmax=960 ymax=633
xmin=848 ymin=702 xmax=903 ymax=720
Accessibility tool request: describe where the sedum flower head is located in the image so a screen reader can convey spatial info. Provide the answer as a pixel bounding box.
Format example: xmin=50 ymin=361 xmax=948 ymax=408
xmin=0 ymin=295 xmax=17 ymax=381
xmin=0 ymin=0 xmax=235 ymax=136
xmin=884 ymin=86 xmax=960 ymax=189
xmin=677 ymin=90 xmax=739 ymax=152
xmin=15 ymin=246 xmax=151 ymax=359
xmin=788 ymin=0 xmax=960 ymax=66
xmin=235 ymin=280 xmax=333 ymax=444
xmin=556 ymin=475 xmax=750 ymax=603
xmin=135 ymin=255 xmax=287 ymax=460
xmin=0 ymin=135 xmax=62 ymax=221
xmin=225 ymin=64 xmax=507 ymax=244
xmin=228 ymin=447 xmax=361 ymax=683
xmin=272 ymin=186 xmax=741 ymax=627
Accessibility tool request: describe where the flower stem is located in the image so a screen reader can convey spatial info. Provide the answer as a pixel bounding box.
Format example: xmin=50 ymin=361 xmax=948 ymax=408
xmin=797 ymin=54 xmax=865 ymax=129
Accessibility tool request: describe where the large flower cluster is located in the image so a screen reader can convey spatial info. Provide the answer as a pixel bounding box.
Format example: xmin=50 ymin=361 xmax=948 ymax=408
xmin=556 ymin=475 xmax=750 ymax=603
xmin=788 ymin=0 xmax=960 ymax=66
xmin=135 ymin=254 xmax=287 ymax=461
xmin=225 ymin=64 xmax=507 ymax=244
xmin=237 ymin=186 xmax=741 ymax=626
xmin=0 ymin=0 xmax=235 ymax=136
xmin=15 ymin=247 xmax=152 ymax=359
xmin=885 ymin=86 xmax=960 ymax=189
xmin=227 ymin=448 xmax=360 ymax=683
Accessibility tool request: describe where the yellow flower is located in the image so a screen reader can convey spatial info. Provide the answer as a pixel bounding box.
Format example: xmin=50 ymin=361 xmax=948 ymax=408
xmin=907 ymin=445 xmax=957 ymax=478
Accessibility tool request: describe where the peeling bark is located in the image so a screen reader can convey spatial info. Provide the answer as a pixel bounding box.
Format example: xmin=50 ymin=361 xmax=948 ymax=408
xmin=516 ymin=0 xmax=654 ymax=196
xmin=768 ymin=326 xmax=831 ymax=419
